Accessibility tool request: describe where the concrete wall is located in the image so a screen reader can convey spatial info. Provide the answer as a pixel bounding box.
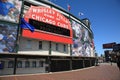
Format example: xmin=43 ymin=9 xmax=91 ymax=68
xmin=18 ymin=37 xmax=70 ymax=56
xmin=0 ymin=58 xmax=46 ymax=75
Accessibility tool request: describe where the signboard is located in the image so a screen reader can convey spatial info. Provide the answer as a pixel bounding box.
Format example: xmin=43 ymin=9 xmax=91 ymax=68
xmin=22 ymin=6 xmax=73 ymax=44
xmin=24 ymin=6 xmax=71 ymax=29
xmin=0 ymin=0 xmax=22 ymax=23
xmin=103 ymin=42 xmax=116 ymax=49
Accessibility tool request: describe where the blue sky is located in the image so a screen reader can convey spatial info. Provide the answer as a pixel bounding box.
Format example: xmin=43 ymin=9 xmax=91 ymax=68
xmin=50 ymin=0 xmax=120 ymax=56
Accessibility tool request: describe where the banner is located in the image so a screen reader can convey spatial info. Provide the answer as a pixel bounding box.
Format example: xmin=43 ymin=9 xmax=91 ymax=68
xmin=0 ymin=0 xmax=22 ymax=23
xmin=71 ymin=20 xmax=94 ymax=57
xmin=21 ymin=18 xmax=35 ymax=32
xmin=0 ymin=22 xmax=18 ymax=53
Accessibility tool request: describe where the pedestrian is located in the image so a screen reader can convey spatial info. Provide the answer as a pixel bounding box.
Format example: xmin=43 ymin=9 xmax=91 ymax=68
xmin=116 ymin=55 xmax=120 ymax=70
xmin=110 ymin=57 xmax=112 ymax=66
xmin=95 ymin=58 xmax=99 ymax=66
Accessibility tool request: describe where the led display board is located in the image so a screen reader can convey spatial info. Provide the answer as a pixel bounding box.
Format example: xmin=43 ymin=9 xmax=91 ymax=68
xmin=29 ymin=19 xmax=70 ymax=37
xmin=103 ymin=42 xmax=116 ymax=49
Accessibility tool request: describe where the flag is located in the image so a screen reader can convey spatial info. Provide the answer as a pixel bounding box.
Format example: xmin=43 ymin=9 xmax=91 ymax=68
xmin=20 ymin=18 xmax=35 ymax=32
xmin=67 ymin=4 xmax=71 ymax=12
xmin=79 ymin=12 xmax=84 ymax=16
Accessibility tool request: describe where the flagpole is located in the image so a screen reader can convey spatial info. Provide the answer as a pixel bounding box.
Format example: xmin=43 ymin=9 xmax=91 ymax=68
xmin=14 ymin=0 xmax=24 ymax=53
xmin=67 ymin=4 xmax=71 ymax=12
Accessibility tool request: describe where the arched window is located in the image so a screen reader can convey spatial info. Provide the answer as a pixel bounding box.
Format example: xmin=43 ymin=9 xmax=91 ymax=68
xmin=8 ymin=61 xmax=14 ymax=68
xmin=25 ymin=61 xmax=30 ymax=68
xmin=17 ymin=61 xmax=22 ymax=68
xmin=39 ymin=61 xmax=44 ymax=67
xmin=32 ymin=61 xmax=36 ymax=68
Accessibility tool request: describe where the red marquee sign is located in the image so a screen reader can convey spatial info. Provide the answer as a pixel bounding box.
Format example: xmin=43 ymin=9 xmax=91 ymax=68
xmin=22 ymin=6 xmax=73 ymax=44
xmin=24 ymin=6 xmax=71 ymax=29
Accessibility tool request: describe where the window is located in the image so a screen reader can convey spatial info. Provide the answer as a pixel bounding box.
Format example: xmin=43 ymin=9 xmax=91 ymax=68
xmin=32 ymin=61 xmax=36 ymax=68
xmin=25 ymin=61 xmax=30 ymax=68
xmin=26 ymin=40 xmax=32 ymax=49
xmin=39 ymin=61 xmax=44 ymax=67
xmin=39 ymin=41 xmax=42 ymax=49
xmin=8 ymin=61 xmax=14 ymax=68
xmin=63 ymin=44 xmax=66 ymax=52
xmin=56 ymin=43 xmax=58 ymax=51
xmin=17 ymin=61 xmax=22 ymax=68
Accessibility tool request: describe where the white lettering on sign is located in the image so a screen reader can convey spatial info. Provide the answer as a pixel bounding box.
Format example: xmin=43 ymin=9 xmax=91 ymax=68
xmin=56 ymin=13 xmax=69 ymax=23
xmin=32 ymin=14 xmax=56 ymax=25
xmin=57 ymin=22 xmax=68 ymax=29
xmin=32 ymin=8 xmax=55 ymax=15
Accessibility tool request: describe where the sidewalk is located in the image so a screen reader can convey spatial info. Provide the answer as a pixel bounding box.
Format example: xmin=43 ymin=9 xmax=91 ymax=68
xmin=0 ymin=63 xmax=120 ymax=80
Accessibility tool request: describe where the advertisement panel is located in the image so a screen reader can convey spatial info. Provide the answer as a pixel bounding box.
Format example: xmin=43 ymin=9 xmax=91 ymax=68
xmin=0 ymin=22 xmax=18 ymax=53
xmin=22 ymin=6 xmax=73 ymax=44
xmin=0 ymin=0 xmax=22 ymax=23
xmin=71 ymin=20 xmax=94 ymax=57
